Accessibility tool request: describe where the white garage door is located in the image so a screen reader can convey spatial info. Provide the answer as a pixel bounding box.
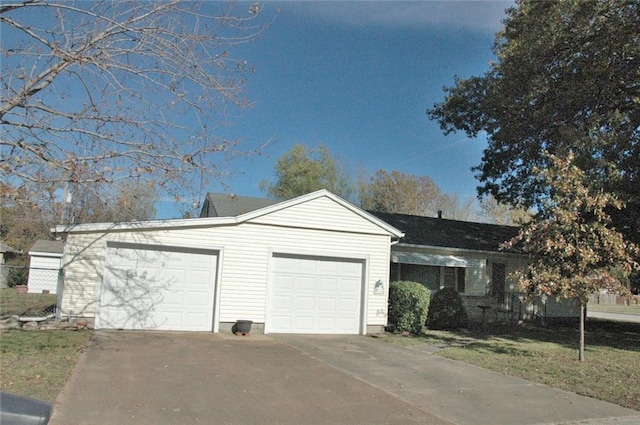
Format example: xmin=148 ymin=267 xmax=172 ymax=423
xmin=98 ymin=243 xmax=218 ymax=331
xmin=268 ymin=254 xmax=364 ymax=334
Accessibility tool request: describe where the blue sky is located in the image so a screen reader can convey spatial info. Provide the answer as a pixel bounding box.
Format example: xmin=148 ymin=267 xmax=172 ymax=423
xmin=158 ymin=1 xmax=515 ymax=218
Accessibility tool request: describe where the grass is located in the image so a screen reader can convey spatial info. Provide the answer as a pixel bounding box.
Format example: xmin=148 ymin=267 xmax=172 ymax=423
xmin=0 ymin=331 xmax=93 ymax=402
xmin=384 ymin=320 xmax=640 ymax=411
xmin=0 ymin=288 xmax=56 ymax=317
xmin=0 ymin=288 xmax=93 ymax=402
xmin=588 ymin=302 xmax=640 ymax=316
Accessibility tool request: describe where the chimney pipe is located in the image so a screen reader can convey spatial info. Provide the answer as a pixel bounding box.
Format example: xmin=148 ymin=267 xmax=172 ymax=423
xmin=437 ymin=210 xmax=442 ymax=219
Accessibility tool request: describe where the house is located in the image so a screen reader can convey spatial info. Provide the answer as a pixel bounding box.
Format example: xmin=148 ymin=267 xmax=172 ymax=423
xmin=369 ymin=211 xmax=580 ymax=322
xmin=27 ymin=240 xmax=64 ymax=294
xmin=53 ymin=190 xmax=403 ymax=334
xmin=0 ymin=241 xmax=21 ymax=288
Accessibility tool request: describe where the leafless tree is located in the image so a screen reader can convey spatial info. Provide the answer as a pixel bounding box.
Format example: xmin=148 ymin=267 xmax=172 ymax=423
xmin=1 ymin=0 xmax=274 ymax=208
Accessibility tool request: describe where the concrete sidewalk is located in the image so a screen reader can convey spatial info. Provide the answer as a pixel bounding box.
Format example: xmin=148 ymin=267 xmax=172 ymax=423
xmin=276 ymin=335 xmax=640 ymax=425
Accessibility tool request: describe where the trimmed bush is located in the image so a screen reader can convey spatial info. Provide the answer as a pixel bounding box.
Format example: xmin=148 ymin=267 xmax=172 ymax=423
xmin=426 ymin=287 xmax=468 ymax=330
xmin=387 ymin=281 xmax=430 ymax=334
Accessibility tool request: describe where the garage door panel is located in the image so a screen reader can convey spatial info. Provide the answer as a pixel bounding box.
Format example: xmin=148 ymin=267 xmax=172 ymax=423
xmin=269 ymin=254 xmax=363 ymax=334
xmin=100 ymin=246 xmax=217 ymax=331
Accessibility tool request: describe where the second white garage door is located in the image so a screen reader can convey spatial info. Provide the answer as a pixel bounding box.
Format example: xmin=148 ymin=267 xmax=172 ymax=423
xmin=98 ymin=243 xmax=218 ymax=331
xmin=268 ymin=254 xmax=364 ymax=334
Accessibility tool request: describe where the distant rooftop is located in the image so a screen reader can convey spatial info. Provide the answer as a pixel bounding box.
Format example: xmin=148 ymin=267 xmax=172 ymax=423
xmin=199 ymin=193 xmax=279 ymax=218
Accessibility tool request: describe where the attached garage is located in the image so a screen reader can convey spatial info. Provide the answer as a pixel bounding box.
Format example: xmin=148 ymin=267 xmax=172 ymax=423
xmin=55 ymin=190 xmax=403 ymax=334
xmin=98 ymin=243 xmax=218 ymax=331
xmin=268 ymin=254 xmax=364 ymax=334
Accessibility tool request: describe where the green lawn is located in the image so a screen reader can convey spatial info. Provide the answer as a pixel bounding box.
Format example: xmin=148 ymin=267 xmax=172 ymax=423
xmin=0 ymin=288 xmax=92 ymax=402
xmin=588 ymin=302 xmax=640 ymax=316
xmin=385 ymin=320 xmax=640 ymax=411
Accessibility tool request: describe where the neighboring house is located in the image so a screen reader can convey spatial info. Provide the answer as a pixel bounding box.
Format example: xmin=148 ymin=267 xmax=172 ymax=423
xmin=27 ymin=240 xmax=64 ymax=294
xmin=369 ymin=211 xmax=580 ymax=322
xmin=199 ymin=193 xmax=278 ymax=217
xmin=0 ymin=241 xmax=21 ymax=288
xmin=54 ymin=190 xmax=403 ymax=334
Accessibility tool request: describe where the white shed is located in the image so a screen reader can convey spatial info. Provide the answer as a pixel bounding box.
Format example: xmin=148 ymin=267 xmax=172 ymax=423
xmin=27 ymin=240 xmax=64 ymax=294
xmin=54 ymin=191 xmax=403 ymax=334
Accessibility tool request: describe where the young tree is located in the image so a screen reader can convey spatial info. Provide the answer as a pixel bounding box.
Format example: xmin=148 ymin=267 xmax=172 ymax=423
xmin=359 ymin=169 xmax=477 ymax=220
xmin=1 ymin=1 xmax=274 ymax=206
xmin=506 ymin=153 xmax=638 ymax=361
xmin=428 ymin=0 xmax=640 ymax=246
xmin=260 ymin=143 xmax=354 ymax=201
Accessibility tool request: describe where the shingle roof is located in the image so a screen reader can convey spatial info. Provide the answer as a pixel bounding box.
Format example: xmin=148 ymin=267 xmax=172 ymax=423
xmin=368 ymin=211 xmax=521 ymax=253
xmin=29 ymin=239 xmax=64 ymax=254
xmin=199 ymin=193 xmax=279 ymax=218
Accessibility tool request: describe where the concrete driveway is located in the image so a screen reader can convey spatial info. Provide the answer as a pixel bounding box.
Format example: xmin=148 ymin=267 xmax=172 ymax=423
xmin=50 ymin=332 xmax=448 ymax=425
xmin=51 ymin=332 xmax=639 ymax=425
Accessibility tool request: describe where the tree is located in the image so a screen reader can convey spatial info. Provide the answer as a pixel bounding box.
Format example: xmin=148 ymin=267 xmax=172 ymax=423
xmin=506 ymin=153 xmax=638 ymax=361
xmin=359 ymin=169 xmax=477 ymax=220
xmin=1 ymin=1 xmax=274 ymax=206
xmin=428 ymin=0 xmax=640 ymax=246
xmin=260 ymin=143 xmax=354 ymax=200
xmin=479 ymin=195 xmax=532 ymax=226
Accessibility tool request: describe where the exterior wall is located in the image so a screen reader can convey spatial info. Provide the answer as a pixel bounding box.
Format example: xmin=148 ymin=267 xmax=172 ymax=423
xmin=27 ymin=254 xmax=62 ymax=294
xmin=60 ymin=197 xmax=394 ymax=332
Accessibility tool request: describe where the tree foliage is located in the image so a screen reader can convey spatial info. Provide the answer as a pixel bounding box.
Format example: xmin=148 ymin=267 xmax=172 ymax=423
xmin=428 ymin=0 xmax=640 ymax=245
xmin=506 ymin=153 xmax=638 ymax=360
xmin=1 ymin=0 xmax=273 ymax=205
xmin=359 ymin=169 xmax=477 ymax=220
xmin=260 ymin=143 xmax=354 ymax=201
xmin=479 ymin=195 xmax=532 ymax=226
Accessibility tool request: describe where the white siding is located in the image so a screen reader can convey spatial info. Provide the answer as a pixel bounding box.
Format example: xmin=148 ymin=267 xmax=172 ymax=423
xmin=249 ymin=196 xmax=388 ymax=235
xmin=60 ymin=203 xmax=393 ymax=331
xmin=27 ymin=255 xmax=62 ymax=294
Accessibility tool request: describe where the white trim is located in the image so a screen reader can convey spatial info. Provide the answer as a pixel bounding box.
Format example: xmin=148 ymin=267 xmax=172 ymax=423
xmin=28 ymin=251 xmax=64 ymax=258
xmin=394 ymin=243 xmax=527 ymax=258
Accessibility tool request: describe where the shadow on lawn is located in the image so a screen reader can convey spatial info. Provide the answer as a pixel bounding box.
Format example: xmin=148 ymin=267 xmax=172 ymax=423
xmin=461 ymin=318 xmax=640 ymax=353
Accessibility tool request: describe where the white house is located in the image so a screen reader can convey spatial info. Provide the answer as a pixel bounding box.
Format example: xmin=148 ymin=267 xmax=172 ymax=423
xmin=27 ymin=239 xmax=64 ymax=294
xmin=369 ymin=210 xmax=581 ymax=323
xmin=54 ymin=190 xmax=403 ymax=334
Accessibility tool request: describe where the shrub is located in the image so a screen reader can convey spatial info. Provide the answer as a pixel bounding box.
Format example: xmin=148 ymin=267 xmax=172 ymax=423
xmin=387 ymin=281 xmax=430 ymax=334
xmin=426 ymin=287 xmax=468 ymax=330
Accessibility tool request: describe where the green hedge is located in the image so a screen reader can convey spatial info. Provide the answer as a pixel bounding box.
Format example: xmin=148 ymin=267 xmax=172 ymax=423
xmin=387 ymin=281 xmax=430 ymax=334
xmin=426 ymin=287 xmax=468 ymax=330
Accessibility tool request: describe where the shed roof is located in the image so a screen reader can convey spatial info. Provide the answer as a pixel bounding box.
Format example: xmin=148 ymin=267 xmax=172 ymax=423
xmin=29 ymin=239 xmax=64 ymax=255
xmin=0 ymin=241 xmax=19 ymax=253
xmin=200 ymin=193 xmax=278 ymax=218
xmin=368 ymin=211 xmax=520 ymax=253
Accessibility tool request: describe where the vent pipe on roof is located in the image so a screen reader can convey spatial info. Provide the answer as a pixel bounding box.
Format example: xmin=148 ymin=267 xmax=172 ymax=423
xmin=437 ymin=210 xmax=442 ymax=219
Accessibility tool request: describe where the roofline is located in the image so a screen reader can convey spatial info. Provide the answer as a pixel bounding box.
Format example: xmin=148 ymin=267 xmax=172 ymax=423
xmin=394 ymin=242 xmax=526 ymax=258
xmin=53 ymin=190 xmax=405 ymax=238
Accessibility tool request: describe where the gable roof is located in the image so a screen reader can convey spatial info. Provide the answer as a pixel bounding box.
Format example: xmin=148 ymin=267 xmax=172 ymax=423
xmin=29 ymin=239 xmax=64 ymax=255
xmin=54 ymin=190 xmax=404 ymax=239
xmin=199 ymin=193 xmax=278 ymax=218
xmin=368 ymin=211 xmax=520 ymax=253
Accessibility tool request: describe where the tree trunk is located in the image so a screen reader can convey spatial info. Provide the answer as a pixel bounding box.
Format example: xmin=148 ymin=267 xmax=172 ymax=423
xmin=579 ymin=301 xmax=585 ymax=362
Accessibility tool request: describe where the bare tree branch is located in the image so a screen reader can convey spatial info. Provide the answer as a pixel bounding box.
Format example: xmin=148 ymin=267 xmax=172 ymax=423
xmin=1 ymin=0 xmax=275 ymax=209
